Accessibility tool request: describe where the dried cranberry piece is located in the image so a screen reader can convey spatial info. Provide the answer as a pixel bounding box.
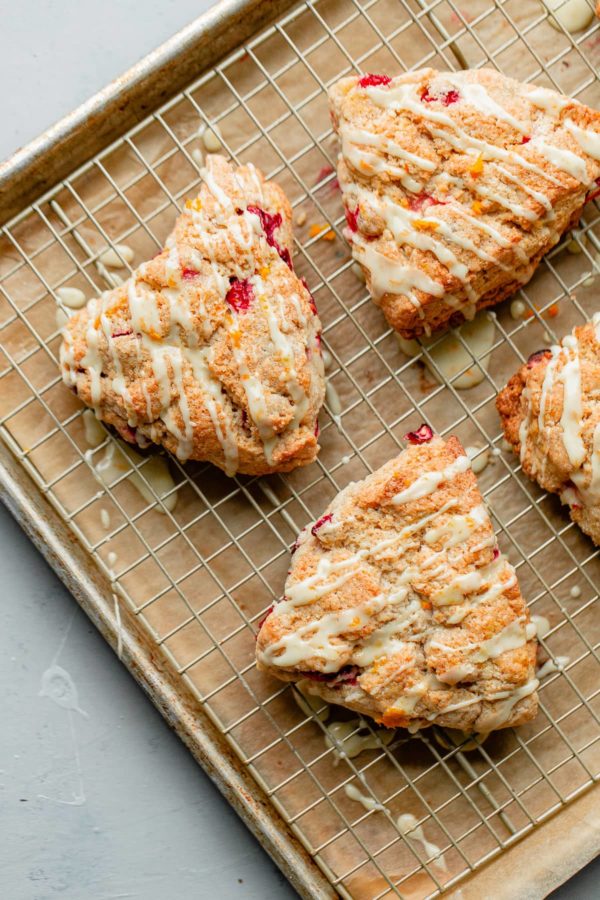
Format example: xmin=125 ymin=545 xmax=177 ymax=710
xmin=520 ymin=136 xmax=531 ymax=145
xmin=225 ymin=277 xmax=254 ymax=313
xmin=315 ymin=165 xmax=334 ymax=184
xmin=561 ymin=481 xmax=583 ymax=509
xmin=111 ymin=328 xmax=133 ymax=338
xmin=314 ymin=419 xmax=320 ymax=439
xmin=181 ymin=267 xmax=200 ymax=280
xmin=120 ymin=424 xmax=137 ymax=443
xmin=311 ymin=512 xmax=332 ymax=536
xmin=358 ymin=74 xmax=391 ymax=88
xmin=493 ymin=547 xmax=500 ymax=560
xmin=257 ymin=605 xmax=274 ymax=631
xmin=586 ymin=177 xmax=600 ymax=204
xmin=421 ymin=87 xmax=460 ymax=106
xmin=299 ymin=665 xmax=361 ymax=686
xmin=299 ymin=670 xmax=336 ymax=682
xmin=345 ymin=205 xmax=359 ymax=232
xmin=247 ymin=204 xmax=281 ymax=243
xmin=332 ymin=665 xmax=360 ymax=686
xmin=526 ymin=349 xmax=551 ymax=368
xmin=278 ymin=247 xmax=293 ymax=269
xmin=404 ymin=423 xmax=434 ymax=444
xmin=300 ymin=276 xmax=318 ymax=315
xmin=247 ymin=204 xmax=293 ymax=270
xmin=408 ymin=193 xmax=446 ymax=213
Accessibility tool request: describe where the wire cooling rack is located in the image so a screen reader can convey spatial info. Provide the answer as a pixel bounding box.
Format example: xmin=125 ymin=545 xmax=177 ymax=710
xmin=1 ymin=1 xmax=600 ymax=896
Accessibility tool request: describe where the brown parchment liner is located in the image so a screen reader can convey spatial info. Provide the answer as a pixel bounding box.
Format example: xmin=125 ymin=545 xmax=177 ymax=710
xmin=1 ymin=1 xmax=600 ymax=897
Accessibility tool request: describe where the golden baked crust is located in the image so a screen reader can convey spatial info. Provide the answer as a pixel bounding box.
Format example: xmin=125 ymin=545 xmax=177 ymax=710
xmin=497 ymin=314 xmax=600 ymax=546
xmin=329 ymin=67 xmax=600 ymax=338
xmin=256 ymin=434 xmax=538 ymax=733
xmin=60 ymin=155 xmax=325 ymax=476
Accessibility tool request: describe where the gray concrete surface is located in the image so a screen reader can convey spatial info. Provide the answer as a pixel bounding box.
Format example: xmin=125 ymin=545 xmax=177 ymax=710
xmin=0 ymin=1 xmax=598 ymax=897
xmin=0 ymin=503 xmax=296 ymax=900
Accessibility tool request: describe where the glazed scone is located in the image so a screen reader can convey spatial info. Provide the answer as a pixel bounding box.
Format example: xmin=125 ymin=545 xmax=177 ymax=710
xmin=256 ymin=431 xmax=538 ymax=733
xmin=60 ymin=155 xmax=325 ymax=476
xmin=329 ymin=67 xmax=600 ymax=338
xmin=497 ymin=313 xmax=600 ymax=546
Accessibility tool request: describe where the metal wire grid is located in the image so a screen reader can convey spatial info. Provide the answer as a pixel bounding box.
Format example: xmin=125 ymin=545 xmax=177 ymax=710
xmin=1 ymin=0 xmax=600 ymax=895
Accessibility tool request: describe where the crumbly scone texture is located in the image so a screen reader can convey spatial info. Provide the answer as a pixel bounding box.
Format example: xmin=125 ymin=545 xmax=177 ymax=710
xmin=256 ymin=435 xmax=538 ymax=733
xmin=60 ymin=155 xmax=325 ymax=476
xmin=497 ymin=314 xmax=600 ymax=546
xmin=329 ymin=67 xmax=600 ymax=338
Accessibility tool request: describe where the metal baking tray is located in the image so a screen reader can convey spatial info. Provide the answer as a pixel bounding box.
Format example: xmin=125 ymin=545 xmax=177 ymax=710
xmin=1 ymin=1 xmax=600 ymax=897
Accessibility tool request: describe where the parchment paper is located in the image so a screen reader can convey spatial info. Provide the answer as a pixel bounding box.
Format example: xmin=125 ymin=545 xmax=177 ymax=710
xmin=1 ymin=1 xmax=600 ymax=896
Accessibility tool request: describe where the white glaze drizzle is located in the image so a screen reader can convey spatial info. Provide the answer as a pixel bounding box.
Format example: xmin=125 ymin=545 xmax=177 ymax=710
xmin=532 ymin=138 xmax=588 ymax=183
xmin=88 ymin=441 xmax=177 ymax=513
xmin=324 ymin=719 xmax=394 ymax=762
xmin=82 ymin=409 xmax=105 ymax=447
xmin=391 ymin=453 xmax=471 ymax=505
xmin=344 ymin=783 xmax=385 ymax=811
xmin=537 ymin=656 xmax=569 ymax=678
xmin=483 ymin=677 xmax=538 ymax=729
xmin=63 ymin=162 xmax=322 ymax=472
xmin=397 ymin=309 xmax=496 ymax=390
xmin=558 ymin=335 xmax=586 ymax=467
xmin=293 ymin=684 xmax=330 ymax=721
xmin=336 ymin=71 xmax=595 ymax=320
xmin=564 ymin=119 xmax=600 ymax=160
xmin=521 ymin=315 xmax=600 ymax=503
xmin=261 ymin=437 xmax=537 ymax=730
xmin=352 ymin=233 xmax=445 ymax=303
xmin=528 ymin=87 xmax=572 ymax=117
xmin=531 ymin=614 xmax=551 ymax=639
xmin=397 ymin=813 xmax=447 ymax=870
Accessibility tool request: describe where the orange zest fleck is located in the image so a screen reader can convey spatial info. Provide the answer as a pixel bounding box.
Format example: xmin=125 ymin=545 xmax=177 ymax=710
xmin=380 ymin=710 xmax=409 ymax=728
xmin=350 ymin=616 xmax=361 ymax=628
xmin=469 ymin=154 xmax=484 ymax=177
xmin=413 ymin=219 xmax=439 ymax=232
xmin=107 ymin=296 xmax=128 ymax=316
xmin=547 ymin=304 xmax=559 ymax=318
xmin=259 ymin=266 xmax=270 ymax=278
xmin=421 ymin=600 xmax=432 ymax=610
xmin=523 ymin=304 xmax=540 ymax=320
xmin=309 ymin=223 xmax=335 ymax=241
xmin=471 ymin=200 xmax=483 ymax=215
xmin=185 ymin=197 xmax=202 ymax=212
xmin=146 ymin=327 xmax=162 ymax=341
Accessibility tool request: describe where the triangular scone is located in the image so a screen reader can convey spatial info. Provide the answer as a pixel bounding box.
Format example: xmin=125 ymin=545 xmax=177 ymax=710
xmin=498 ymin=313 xmax=600 ymax=546
xmin=60 ymin=155 xmax=325 ymax=476
xmin=328 ymin=68 xmax=600 ymax=338
xmin=256 ymin=433 xmax=538 ymax=733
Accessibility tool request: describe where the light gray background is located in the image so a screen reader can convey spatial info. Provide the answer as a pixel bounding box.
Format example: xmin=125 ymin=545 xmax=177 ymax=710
xmin=0 ymin=1 xmax=597 ymax=898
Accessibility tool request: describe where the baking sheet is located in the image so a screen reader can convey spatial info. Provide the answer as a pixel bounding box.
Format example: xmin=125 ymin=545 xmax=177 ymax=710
xmin=1 ymin=0 xmax=600 ymax=897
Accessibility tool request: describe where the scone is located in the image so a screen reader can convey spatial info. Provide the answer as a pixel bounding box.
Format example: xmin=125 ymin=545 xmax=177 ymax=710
xmin=256 ymin=430 xmax=538 ymax=733
xmin=497 ymin=313 xmax=600 ymax=546
xmin=60 ymin=155 xmax=325 ymax=476
xmin=329 ymin=67 xmax=600 ymax=338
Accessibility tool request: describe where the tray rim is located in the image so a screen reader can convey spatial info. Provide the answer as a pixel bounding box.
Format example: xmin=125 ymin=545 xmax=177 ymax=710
xmin=2 ymin=437 xmax=599 ymax=899
xmin=1 ymin=0 xmax=600 ymax=895
xmin=0 ymin=439 xmax=336 ymax=900
xmin=0 ymin=0 xmax=295 ymax=226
